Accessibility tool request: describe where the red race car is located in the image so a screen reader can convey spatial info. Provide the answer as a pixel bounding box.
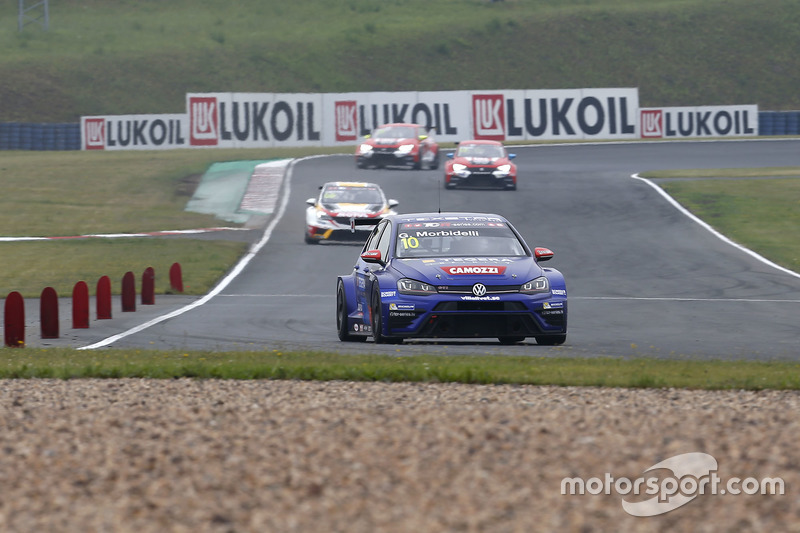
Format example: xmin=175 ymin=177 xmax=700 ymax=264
xmin=444 ymin=140 xmax=517 ymax=190
xmin=356 ymin=123 xmax=440 ymax=170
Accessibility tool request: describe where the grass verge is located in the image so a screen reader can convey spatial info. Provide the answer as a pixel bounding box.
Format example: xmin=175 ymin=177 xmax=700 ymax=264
xmin=640 ymin=168 xmax=800 ymax=274
xmin=2 ymin=349 xmax=800 ymax=390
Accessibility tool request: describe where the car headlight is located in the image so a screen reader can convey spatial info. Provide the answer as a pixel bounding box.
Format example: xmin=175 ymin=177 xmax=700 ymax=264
xmin=493 ymin=164 xmax=512 ymax=177
xmin=316 ymin=211 xmax=332 ymax=221
xmin=397 ymin=278 xmax=438 ymax=296
xmin=520 ymin=276 xmax=549 ymax=294
xmin=452 ymin=163 xmax=471 ymax=178
xmin=358 ymin=144 xmax=373 ymax=155
xmin=395 ymin=144 xmax=415 ymax=155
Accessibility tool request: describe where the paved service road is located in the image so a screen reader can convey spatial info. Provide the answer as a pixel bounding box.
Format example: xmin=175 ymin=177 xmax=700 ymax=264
xmin=74 ymin=140 xmax=800 ymax=359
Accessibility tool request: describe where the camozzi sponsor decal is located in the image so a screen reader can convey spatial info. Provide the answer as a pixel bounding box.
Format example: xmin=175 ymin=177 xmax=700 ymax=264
xmin=442 ymin=265 xmax=507 ymax=275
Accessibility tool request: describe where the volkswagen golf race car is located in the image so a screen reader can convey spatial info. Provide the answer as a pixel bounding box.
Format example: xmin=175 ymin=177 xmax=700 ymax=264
xmin=444 ymin=140 xmax=517 ymax=190
xmin=305 ymin=182 xmax=398 ymax=244
xmin=335 ymin=212 xmax=567 ymax=345
xmin=356 ymin=123 xmax=441 ymax=170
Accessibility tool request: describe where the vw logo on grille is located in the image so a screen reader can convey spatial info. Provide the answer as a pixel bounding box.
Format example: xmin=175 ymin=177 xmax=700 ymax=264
xmin=472 ymin=283 xmax=487 ymax=297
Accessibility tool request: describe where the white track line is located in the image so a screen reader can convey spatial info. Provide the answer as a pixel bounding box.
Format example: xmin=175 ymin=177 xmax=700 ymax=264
xmin=78 ymin=158 xmax=303 ymax=350
xmin=631 ymin=173 xmax=800 ymax=280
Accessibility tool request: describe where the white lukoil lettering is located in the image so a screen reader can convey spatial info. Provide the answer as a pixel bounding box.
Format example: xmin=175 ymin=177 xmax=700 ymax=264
xmin=475 ymin=97 xmax=504 ymax=137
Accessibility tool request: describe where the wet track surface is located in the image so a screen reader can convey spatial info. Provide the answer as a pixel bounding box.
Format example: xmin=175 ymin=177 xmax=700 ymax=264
xmin=39 ymin=140 xmax=800 ymax=359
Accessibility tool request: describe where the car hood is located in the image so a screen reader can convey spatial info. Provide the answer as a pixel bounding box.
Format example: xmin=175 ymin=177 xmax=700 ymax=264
xmin=318 ymin=203 xmax=386 ymax=217
xmin=392 ymin=256 xmax=543 ymax=285
xmin=368 ymin=137 xmax=416 ymax=147
xmin=453 ymin=156 xmax=509 ymax=167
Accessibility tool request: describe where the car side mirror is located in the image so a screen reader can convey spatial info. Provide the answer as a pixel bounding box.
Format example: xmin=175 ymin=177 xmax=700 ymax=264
xmin=306 ymin=197 xmax=316 ymax=206
xmin=534 ymin=247 xmax=554 ymax=261
xmin=509 ymin=153 xmax=516 ymax=160
xmin=419 ymin=135 xmax=428 ymax=141
xmin=361 ymin=249 xmax=383 ymax=264
xmin=388 ymin=199 xmax=399 ymax=208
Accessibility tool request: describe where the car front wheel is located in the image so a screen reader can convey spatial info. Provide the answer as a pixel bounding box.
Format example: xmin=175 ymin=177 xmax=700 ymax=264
xmin=498 ymin=336 xmax=525 ymax=344
xmin=535 ymin=334 xmax=566 ymax=345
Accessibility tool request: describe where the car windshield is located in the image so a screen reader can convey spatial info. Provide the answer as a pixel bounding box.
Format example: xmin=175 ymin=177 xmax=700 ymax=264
xmin=457 ymin=144 xmax=504 ymax=158
xmin=373 ymin=126 xmax=416 ymax=139
xmin=322 ymin=186 xmax=383 ymax=204
xmin=395 ymin=222 xmax=526 ymax=258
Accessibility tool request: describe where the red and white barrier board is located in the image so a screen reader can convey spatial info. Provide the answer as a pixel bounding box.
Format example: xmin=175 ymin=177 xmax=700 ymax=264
xmin=82 ymin=114 xmax=187 ymax=151
xmin=640 ymin=105 xmax=758 ymax=139
xmin=81 ymin=89 xmax=759 ymax=150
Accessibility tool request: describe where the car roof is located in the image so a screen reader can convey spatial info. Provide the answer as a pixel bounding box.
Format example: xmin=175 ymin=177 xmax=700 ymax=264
xmin=375 ymin=123 xmax=423 ymax=128
xmin=323 ymin=181 xmax=382 ymax=188
xmin=457 ymin=139 xmax=504 ymax=146
xmin=387 ymin=212 xmax=509 ymax=224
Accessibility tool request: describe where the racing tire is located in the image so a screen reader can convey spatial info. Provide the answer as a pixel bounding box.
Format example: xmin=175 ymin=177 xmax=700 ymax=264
xmin=304 ymin=233 xmax=319 ymax=244
xmin=337 ymin=281 xmax=366 ymax=342
xmin=535 ymin=334 xmax=566 ymax=346
xmin=444 ymin=181 xmax=456 ymax=190
xmin=498 ymin=336 xmax=525 ymax=345
xmin=430 ymin=150 xmax=441 ymax=170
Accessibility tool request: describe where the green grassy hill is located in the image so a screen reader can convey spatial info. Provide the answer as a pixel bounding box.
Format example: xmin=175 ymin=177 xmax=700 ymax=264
xmin=1 ymin=0 xmax=799 ymax=123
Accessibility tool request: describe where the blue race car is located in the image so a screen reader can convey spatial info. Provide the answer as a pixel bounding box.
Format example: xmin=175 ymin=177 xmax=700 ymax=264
xmin=335 ymin=212 xmax=567 ymax=345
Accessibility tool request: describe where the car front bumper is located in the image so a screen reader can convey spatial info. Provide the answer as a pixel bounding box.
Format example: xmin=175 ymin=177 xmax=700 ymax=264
xmin=381 ymin=293 xmax=567 ymax=338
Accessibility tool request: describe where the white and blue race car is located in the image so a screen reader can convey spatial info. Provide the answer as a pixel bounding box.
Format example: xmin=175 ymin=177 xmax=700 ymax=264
xmin=336 ymin=212 xmax=567 ymax=345
xmin=305 ymin=181 xmax=398 ymax=244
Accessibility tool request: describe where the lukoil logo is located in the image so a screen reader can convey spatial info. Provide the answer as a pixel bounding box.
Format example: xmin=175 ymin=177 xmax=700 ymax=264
xmin=472 ymin=94 xmax=505 ymax=140
xmin=335 ymin=100 xmax=358 ymax=141
xmin=84 ymin=118 xmax=105 ymax=150
xmin=189 ymin=96 xmax=219 ymax=146
xmin=561 ymin=452 xmax=784 ymax=517
xmin=641 ymin=109 xmax=663 ymax=138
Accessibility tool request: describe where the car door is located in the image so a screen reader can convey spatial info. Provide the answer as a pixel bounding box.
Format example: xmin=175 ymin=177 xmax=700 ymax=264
xmin=356 ymin=220 xmax=388 ymax=328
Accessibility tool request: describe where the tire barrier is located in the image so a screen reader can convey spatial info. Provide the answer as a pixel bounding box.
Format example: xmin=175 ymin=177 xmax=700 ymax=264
xmin=72 ymin=281 xmax=90 ymax=329
xmin=40 ymin=287 xmax=60 ymax=339
xmin=121 ymin=271 xmax=136 ymax=312
xmin=4 ymin=291 xmax=25 ymax=348
xmin=97 ymin=275 xmax=112 ymax=320
xmin=3 ymin=267 xmax=167 ymax=346
xmin=169 ymin=262 xmax=184 ymax=293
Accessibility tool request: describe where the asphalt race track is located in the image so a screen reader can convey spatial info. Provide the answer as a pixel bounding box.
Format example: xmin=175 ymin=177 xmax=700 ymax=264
xmin=81 ymin=140 xmax=800 ymax=359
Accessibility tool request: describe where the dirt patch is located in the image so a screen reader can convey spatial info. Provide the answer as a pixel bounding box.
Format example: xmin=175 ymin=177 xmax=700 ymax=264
xmin=0 ymin=379 xmax=794 ymax=532
xmin=175 ymin=173 xmax=202 ymax=197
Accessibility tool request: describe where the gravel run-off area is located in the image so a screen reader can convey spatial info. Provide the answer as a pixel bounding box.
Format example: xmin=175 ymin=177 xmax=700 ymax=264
xmin=0 ymin=379 xmax=798 ymax=532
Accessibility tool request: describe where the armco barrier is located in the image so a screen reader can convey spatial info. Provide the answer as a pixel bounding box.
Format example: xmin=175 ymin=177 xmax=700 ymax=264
xmin=0 ymin=113 xmax=798 ymax=150
xmin=0 ymin=123 xmax=81 ymax=150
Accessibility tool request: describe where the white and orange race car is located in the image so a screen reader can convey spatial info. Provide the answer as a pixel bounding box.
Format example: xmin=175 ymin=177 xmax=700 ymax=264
xmin=304 ymin=181 xmax=398 ymax=244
